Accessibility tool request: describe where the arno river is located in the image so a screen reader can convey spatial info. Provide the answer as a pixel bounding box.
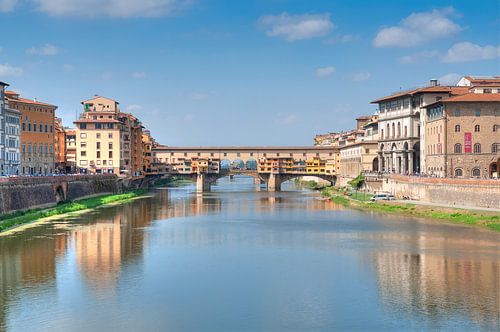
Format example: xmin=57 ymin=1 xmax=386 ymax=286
xmin=0 ymin=177 xmax=499 ymax=331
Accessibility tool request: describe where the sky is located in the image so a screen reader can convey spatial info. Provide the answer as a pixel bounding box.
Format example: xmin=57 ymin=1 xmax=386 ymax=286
xmin=0 ymin=0 xmax=498 ymax=146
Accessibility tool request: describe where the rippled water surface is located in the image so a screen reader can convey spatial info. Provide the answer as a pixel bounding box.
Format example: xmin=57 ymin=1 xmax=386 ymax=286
xmin=1 ymin=177 xmax=499 ymax=331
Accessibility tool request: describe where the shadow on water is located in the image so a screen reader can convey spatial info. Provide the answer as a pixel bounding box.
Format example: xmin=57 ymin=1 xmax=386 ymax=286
xmin=0 ymin=176 xmax=499 ymax=331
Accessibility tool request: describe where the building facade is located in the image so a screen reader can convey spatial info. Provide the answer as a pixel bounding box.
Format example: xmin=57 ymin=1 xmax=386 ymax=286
xmin=423 ymin=92 xmax=500 ymax=178
xmin=372 ymin=81 xmax=468 ymax=174
xmin=54 ymin=117 xmax=67 ymax=173
xmin=5 ymin=91 xmax=56 ymax=175
xmin=65 ymin=129 xmax=77 ymax=173
xmin=75 ymin=95 xmax=144 ymax=176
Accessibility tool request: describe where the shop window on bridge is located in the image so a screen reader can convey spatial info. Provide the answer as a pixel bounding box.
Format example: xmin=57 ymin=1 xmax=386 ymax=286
xmin=472 ymin=168 xmax=480 ymax=177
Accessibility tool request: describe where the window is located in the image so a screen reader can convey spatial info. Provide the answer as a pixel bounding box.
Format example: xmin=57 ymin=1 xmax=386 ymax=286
xmin=404 ymin=126 xmax=407 ymax=137
xmin=96 ymin=142 xmax=101 ymax=149
xmin=397 ymin=122 xmax=401 ymax=137
xmin=454 ymin=168 xmax=463 ymax=177
xmin=28 ymin=123 xmax=31 ymax=131
xmin=492 ymin=143 xmax=499 ymax=153
xmin=80 ymin=123 xmax=87 ymax=129
xmin=95 ymin=123 xmax=103 ymax=129
xmin=50 ymin=126 xmax=53 ymax=133
xmin=96 ymin=151 xmax=101 ymax=158
xmin=109 ymin=151 xmax=113 ymax=158
xmin=108 ymin=133 xmax=113 ymax=139
xmin=22 ymin=123 xmax=26 ymax=131
xmin=80 ymin=133 xmax=87 ymax=139
xmin=392 ymin=123 xmax=395 ymax=138
xmin=80 ymin=160 xmax=87 ymax=166
xmin=475 ymin=110 xmax=481 ymax=117
xmin=81 ymin=151 xmax=87 ymax=157
xmin=81 ymin=142 xmax=87 ymax=148
xmin=39 ymin=124 xmax=43 ymax=132
xmin=474 ymin=143 xmax=481 ymax=153
xmin=96 ymin=133 xmax=101 ymax=139
xmin=45 ymin=124 xmax=48 ymax=132
xmin=108 ymin=142 xmax=113 ymax=149
xmin=381 ymin=129 xmax=384 ymax=139
xmin=455 ymin=125 xmax=460 ymax=132
xmin=484 ymin=88 xmax=492 ymax=94
xmin=474 ymin=125 xmax=480 ymax=132
xmin=472 ymin=168 xmax=480 ymax=177
xmin=493 ymin=125 xmax=497 ymax=132
xmin=33 ymin=123 xmax=37 ymax=132
xmin=107 ymin=123 xmax=114 ymax=129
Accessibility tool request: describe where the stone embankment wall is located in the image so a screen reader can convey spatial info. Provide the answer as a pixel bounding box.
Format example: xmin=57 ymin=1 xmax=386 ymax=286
xmin=382 ymin=175 xmax=500 ymax=209
xmin=0 ymin=175 xmax=120 ymax=214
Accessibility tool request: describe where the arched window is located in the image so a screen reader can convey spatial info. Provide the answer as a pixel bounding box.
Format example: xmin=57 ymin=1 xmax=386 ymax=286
xmin=386 ymin=124 xmax=390 ymax=139
xmin=454 ymin=168 xmax=463 ymax=177
xmin=475 ymin=124 xmax=480 ymax=132
xmin=381 ymin=129 xmax=384 ymax=139
xmin=472 ymin=168 xmax=480 ymax=177
xmin=474 ymin=143 xmax=481 ymax=153
xmin=392 ymin=123 xmax=395 ymax=138
xmin=494 ymin=125 xmax=497 ymax=132
xmin=454 ymin=143 xmax=462 ymax=153
xmin=455 ymin=125 xmax=460 ymax=132
xmin=404 ymin=126 xmax=407 ymax=137
xmin=397 ymin=122 xmax=401 ymax=137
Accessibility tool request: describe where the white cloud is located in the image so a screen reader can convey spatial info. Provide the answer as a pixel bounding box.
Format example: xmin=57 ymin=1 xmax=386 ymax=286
xmin=26 ymin=43 xmax=59 ymax=56
xmin=0 ymin=63 xmax=23 ymax=76
xmin=350 ymin=72 xmax=371 ymax=82
xmin=399 ymin=50 xmax=439 ymax=64
xmin=323 ymin=34 xmax=358 ymax=45
xmin=32 ymin=0 xmax=192 ymax=18
xmin=315 ymin=66 xmax=335 ymax=78
xmin=373 ymin=7 xmax=462 ymax=47
xmin=438 ymin=73 xmax=462 ymax=85
xmin=189 ymin=92 xmax=209 ymax=101
xmin=0 ymin=0 xmax=17 ymax=12
xmin=441 ymin=42 xmax=500 ymax=63
xmin=258 ymin=13 xmax=334 ymax=41
xmin=131 ymin=71 xmax=146 ymax=79
xmin=275 ymin=113 xmax=300 ymax=125
xmin=126 ymin=104 xmax=143 ymax=112
xmin=62 ymin=64 xmax=74 ymax=72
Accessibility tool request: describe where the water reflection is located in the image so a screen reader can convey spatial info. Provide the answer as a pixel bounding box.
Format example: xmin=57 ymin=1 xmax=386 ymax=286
xmin=0 ymin=178 xmax=499 ymax=331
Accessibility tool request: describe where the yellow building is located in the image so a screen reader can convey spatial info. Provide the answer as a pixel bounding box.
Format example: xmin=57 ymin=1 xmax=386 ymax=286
xmin=306 ymin=157 xmax=326 ymax=174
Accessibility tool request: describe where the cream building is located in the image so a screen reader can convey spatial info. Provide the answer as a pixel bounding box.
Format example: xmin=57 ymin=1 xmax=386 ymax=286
xmin=372 ymin=80 xmax=468 ymax=174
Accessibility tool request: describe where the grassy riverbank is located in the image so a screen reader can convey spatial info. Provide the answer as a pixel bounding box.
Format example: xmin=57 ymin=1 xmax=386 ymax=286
xmin=153 ymin=176 xmax=193 ymax=187
xmin=0 ymin=190 xmax=145 ymax=233
xmin=321 ymin=186 xmax=500 ymax=232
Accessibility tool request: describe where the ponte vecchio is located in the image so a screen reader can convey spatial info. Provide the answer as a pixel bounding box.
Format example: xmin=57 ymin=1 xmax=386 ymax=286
xmin=153 ymin=145 xmax=339 ymax=192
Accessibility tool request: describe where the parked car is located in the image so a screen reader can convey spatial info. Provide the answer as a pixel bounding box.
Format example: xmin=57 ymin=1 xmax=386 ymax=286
xmin=370 ymin=194 xmax=394 ymax=201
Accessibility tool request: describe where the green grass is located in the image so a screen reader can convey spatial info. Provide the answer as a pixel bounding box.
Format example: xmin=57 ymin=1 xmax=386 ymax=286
xmin=321 ymin=186 xmax=500 ymax=232
xmin=153 ymin=177 xmax=193 ymax=187
xmin=0 ymin=190 xmax=146 ymax=233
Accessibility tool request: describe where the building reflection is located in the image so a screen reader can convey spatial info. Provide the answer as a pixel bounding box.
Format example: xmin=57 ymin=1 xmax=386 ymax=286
xmin=369 ymin=235 xmax=500 ymax=328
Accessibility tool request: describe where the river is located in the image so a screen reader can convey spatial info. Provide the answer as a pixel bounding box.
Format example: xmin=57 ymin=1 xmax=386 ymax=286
xmin=0 ymin=176 xmax=499 ymax=331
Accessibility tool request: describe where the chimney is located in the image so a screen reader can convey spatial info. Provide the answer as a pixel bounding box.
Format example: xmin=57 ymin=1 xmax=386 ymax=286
xmin=34 ymin=98 xmax=37 ymax=102
xmin=430 ymin=79 xmax=438 ymax=87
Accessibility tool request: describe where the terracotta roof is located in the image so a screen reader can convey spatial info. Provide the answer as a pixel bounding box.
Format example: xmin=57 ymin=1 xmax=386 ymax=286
xmin=74 ymin=119 xmax=121 ymax=123
xmin=371 ymin=86 xmax=468 ymax=103
xmin=423 ymin=93 xmax=500 ymax=108
xmin=464 ymin=76 xmax=500 ymax=84
xmin=5 ymin=91 xmax=57 ymax=108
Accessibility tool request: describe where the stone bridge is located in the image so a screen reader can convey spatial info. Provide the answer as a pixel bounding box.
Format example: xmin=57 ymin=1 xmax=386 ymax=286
xmin=153 ymin=146 xmax=339 ymax=192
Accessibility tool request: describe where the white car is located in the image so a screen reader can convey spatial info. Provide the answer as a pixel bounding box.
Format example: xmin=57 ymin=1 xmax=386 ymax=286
xmin=370 ymin=194 xmax=394 ymax=201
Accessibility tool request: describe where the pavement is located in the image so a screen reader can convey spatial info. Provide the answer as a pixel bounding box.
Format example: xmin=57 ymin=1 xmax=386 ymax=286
xmin=393 ymin=199 xmax=500 ymax=213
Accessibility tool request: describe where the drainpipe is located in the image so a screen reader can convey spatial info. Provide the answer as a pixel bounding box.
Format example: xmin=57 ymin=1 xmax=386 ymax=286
xmin=444 ymin=104 xmax=448 ymax=177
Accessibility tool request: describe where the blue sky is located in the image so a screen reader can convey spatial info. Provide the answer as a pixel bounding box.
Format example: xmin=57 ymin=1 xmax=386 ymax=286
xmin=0 ymin=0 xmax=498 ymax=146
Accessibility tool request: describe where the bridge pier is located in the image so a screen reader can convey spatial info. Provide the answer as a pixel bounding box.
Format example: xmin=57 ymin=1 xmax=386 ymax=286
xmin=196 ymin=173 xmax=212 ymax=193
xmin=267 ymin=173 xmax=282 ymax=192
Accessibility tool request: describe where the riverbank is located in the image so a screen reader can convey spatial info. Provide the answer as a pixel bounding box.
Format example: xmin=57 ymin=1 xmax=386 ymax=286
xmin=0 ymin=190 xmax=146 ymax=234
xmin=321 ymin=187 xmax=500 ymax=232
xmin=154 ymin=176 xmax=193 ymax=187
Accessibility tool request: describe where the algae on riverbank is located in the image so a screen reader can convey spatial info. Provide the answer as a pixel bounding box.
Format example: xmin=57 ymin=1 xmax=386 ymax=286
xmin=321 ymin=186 xmax=500 ymax=232
xmin=0 ymin=190 xmax=145 ymax=233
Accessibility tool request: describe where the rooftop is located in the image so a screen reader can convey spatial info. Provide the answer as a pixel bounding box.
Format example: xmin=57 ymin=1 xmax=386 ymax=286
xmin=5 ymin=90 xmax=57 ymax=108
xmin=424 ymin=92 xmax=500 ymax=108
xmin=371 ymin=86 xmax=469 ymax=103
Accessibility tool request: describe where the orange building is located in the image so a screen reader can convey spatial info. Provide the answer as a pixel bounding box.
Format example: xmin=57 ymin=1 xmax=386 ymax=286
xmin=54 ymin=117 xmax=67 ymax=173
xmin=5 ymin=91 xmax=57 ymax=175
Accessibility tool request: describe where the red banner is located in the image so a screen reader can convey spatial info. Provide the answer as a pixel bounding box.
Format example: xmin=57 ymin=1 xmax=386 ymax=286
xmin=464 ymin=132 xmax=472 ymax=153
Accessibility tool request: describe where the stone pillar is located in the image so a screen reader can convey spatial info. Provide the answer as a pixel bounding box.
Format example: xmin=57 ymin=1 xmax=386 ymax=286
xmin=378 ymin=154 xmax=383 ymax=172
xmin=401 ymin=153 xmax=407 ymax=175
xmin=268 ymin=173 xmax=281 ymax=192
xmin=408 ymin=151 xmax=413 ymax=175
xmin=196 ymin=173 xmax=211 ymax=193
xmin=395 ymin=153 xmax=400 ymax=174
